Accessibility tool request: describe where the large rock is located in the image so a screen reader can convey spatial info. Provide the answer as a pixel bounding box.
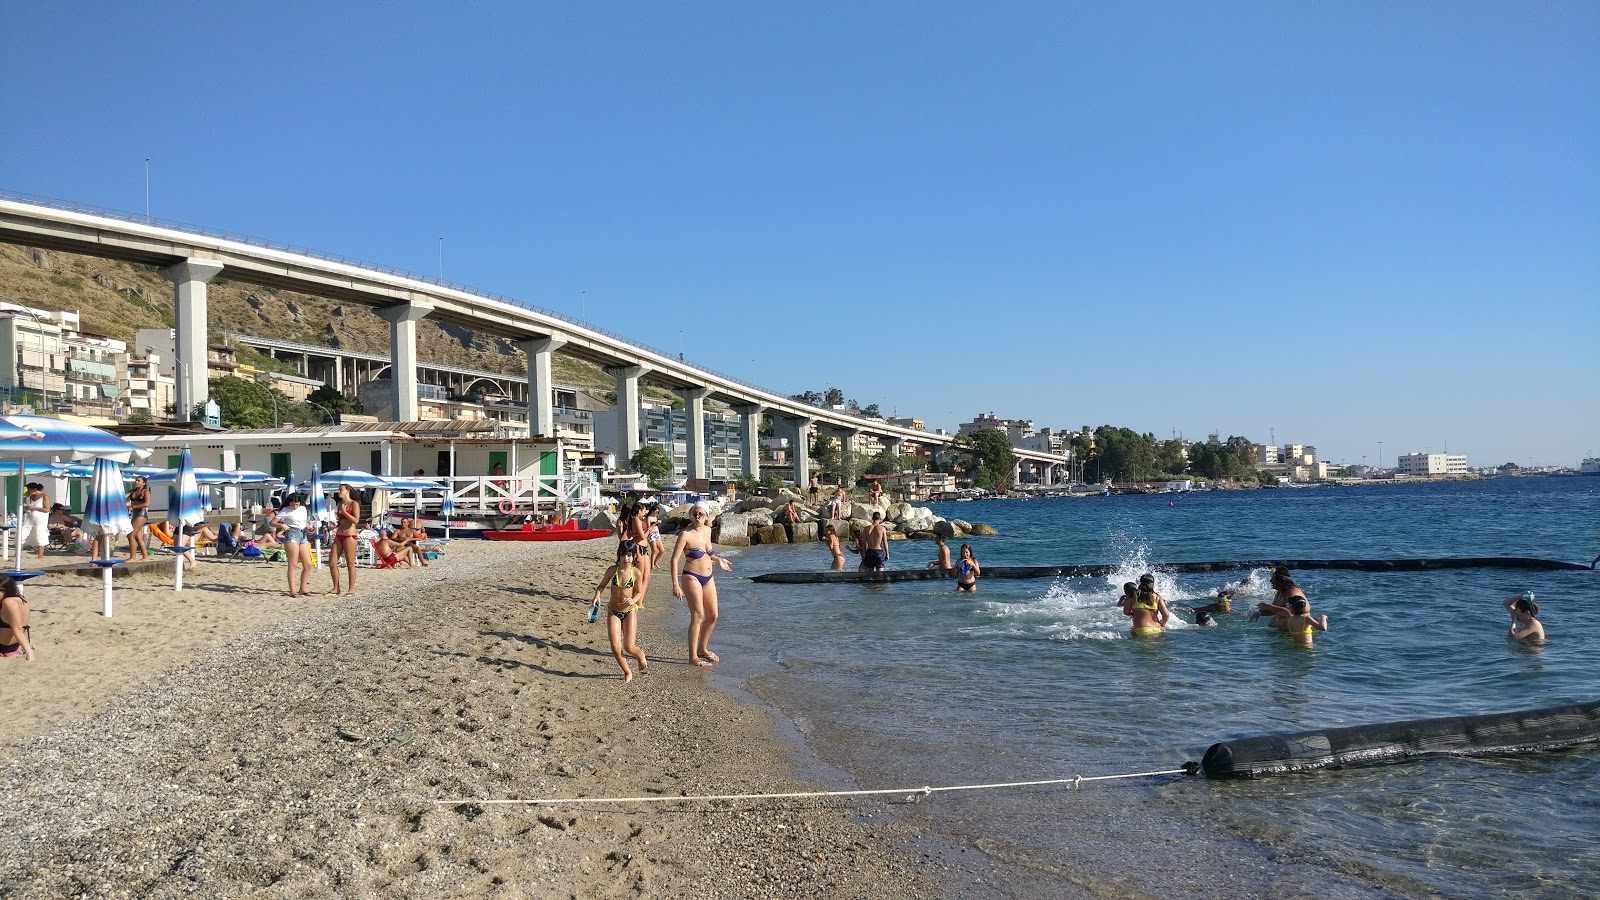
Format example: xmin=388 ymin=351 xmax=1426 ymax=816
xmin=745 ymin=510 xmax=774 ymax=529
xmin=848 ymin=503 xmax=879 ymax=522
xmin=819 ymin=517 xmax=851 ymax=538
xmin=886 ymin=502 xmax=912 ymax=523
xmin=790 ymin=521 xmax=818 ymax=543
xmin=968 ymin=522 xmax=999 ymax=536
xmin=737 ymin=497 xmax=775 ymax=513
xmin=713 ymin=512 xmax=750 ymax=547
xmin=848 ymin=517 xmax=873 ymax=538
xmin=753 ymin=524 xmax=790 ymax=545
xmin=580 ymin=508 xmax=617 ymax=533
xmin=932 ymin=520 xmax=956 ymax=539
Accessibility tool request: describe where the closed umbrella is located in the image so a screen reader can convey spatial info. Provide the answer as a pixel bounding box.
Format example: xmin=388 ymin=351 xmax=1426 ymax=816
xmin=168 ymin=447 xmax=206 ymax=592
xmin=306 ymin=466 xmax=331 ymax=568
xmin=82 ymin=457 xmax=133 ymax=616
xmin=0 ymin=414 xmax=150 ymax=571
xmin=440 ymin=493 xmax=456 ymax=540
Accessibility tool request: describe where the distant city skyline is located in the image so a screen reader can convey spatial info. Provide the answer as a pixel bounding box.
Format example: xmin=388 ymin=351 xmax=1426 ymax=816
xmin=2 ymin=3 xmax=1594 ymax=466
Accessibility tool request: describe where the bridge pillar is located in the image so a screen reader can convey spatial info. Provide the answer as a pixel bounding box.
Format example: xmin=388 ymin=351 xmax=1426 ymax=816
xmin=735 ymin=404 xmax=764 ymax=479
xmin=607 ymin=364 xmax=651 ymax=466
xmin=159 ymin=258 xmax=224 ymax=421
xmin=375 ymin=301 xmax=434 ymax=422
xmin=881 ymin=436 xmax=903 ymax=460
xmin=834 ymin=426 xmax=859 ymax=460
xmin=515 ymin=334 xmax=568 ymax=437
xmin=1040 ymin=461 xmax=1054 ymax=487
xmin=680 ymin=387 xmax=712 ymax=481
xmin=1012 ymin=459 xmax=1022 ymax=488
xmin=788 ymin=416 xmax=813 ymax=487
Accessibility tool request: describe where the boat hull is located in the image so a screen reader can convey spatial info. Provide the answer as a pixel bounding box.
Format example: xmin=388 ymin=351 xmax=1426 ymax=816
xmin=482 ymin=527 xmax=613 ymax=542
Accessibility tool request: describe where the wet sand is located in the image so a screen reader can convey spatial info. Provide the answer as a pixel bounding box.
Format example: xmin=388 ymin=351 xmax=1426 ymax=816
xmin=0 ymin=540 xmax=959 ymax=898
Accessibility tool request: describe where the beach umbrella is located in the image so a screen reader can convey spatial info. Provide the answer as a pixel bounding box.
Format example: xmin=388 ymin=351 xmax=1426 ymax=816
xmin=440 ymin=492 xmax=456 ymax=540
xmin=82 ymin=457 xmax=133 ymax=617
xmin=167 ymin=447 xmax=206 ymax=592
xmin=318 ymin=469 xmax=391 ymax=490
xmin=306 ymin=465 xmax=331 ymax=568
xmin=0 ymin=415 xmax=150 ymax=571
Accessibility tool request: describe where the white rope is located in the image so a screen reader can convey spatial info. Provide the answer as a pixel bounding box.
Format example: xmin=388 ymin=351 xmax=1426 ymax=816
xmin=431 ymin=768 xmax=1190 ymax=807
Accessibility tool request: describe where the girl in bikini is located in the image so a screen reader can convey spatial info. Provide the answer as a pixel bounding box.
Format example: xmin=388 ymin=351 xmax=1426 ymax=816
xmin=626 ymin=503 xmax=653 ymax=598
xmin=1272 ymin=596 xmax=1329 ymax=647
xmin=329 ymin=484 xmax=360 ymax=596
xmin=592 ymin=540 xmax=648 ymax=681
xmin=1127 ymin=573 xmax=1170 ymax=637
xmin=0 ymin=576 xmax=33 ymax=661
xmin=955 ymin=544 xmax=981 ymax=592
xmin=670 ymin=501 xmax=732 ymax=667
xmin=823 ymin=524 xmax=846 ymax=571
xmin=126 ymin=476 xmax=151 ymax=560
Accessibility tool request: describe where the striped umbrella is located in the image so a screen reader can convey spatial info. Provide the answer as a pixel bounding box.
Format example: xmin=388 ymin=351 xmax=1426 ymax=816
xmin=319 ymin=469 xmax=391 ymax=490
xmin=0 ymin=415 xmax=151 ymax=569
xmin=305 ymin=466 xmax=331 ymax=569
xmin=168 ymin=447 xmax=206 ymax=592
xmin=83 ymin=457 xmax=133 ymax=616
xmin=440 ymin=492 xmax=456 ymax=540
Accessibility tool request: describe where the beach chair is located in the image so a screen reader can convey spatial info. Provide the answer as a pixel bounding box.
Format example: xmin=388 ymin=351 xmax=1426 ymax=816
xmin=214 ymin=523 xmax=245 ymax=559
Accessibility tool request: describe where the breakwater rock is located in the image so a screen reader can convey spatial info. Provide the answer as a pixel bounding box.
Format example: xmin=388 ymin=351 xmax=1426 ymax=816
xmin=703 ymin=490 xmax=987 ymax=547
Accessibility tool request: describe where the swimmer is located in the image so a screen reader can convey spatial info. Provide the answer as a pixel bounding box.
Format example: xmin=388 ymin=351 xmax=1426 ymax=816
xmin=1250 ymin=565 xmax=1308 ymax=622
xmin=1504 ymin=592 xmax=1544 ymax=642
xmin=822 ymin=524 xmax=846 ymax=571
xmin=593 ymin=540 xmax=647 ymax=681
xmin=955 ymin=544 xmax=981 ymax=593
xmin=1117 ymin=581 xmax=1138 ymax=616
xmin=926 ymin=533 xmax=952 ymax=571
xmin=1271 ymin=596 xmax=1329 ymax=646
xmin=1186 ymin=587 xmax=1237 ymax=627
xmin=1127 ymin=573 xmax=1170 ymax=637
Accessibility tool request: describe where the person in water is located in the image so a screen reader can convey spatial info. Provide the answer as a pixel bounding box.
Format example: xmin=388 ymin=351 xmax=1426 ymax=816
xmin=1126 ymin=574 xmax=1170 ymax=637
xmin=955 ymin=544 xmax=981 ymax=592
xmin=1250 ymin=565 xmax=1308 ymax=622
xmin=670 ymin=502 xmax=733 ymax=666
xmin=821 ymin=524 xmax=846 ymax=571
xmin=1272 ymin=596 xmax=1329 ymax=646
xmin=927 ymin=533 xmax=952 ymax=571
xmin=857 ymin=511 xmax=890 ymax=572
xmin=593 ymin=540 xmax=647 ymax=681
xmin=1187 ymin=587 xmax=1237 ymax=627
xmin=1117 ymin=581 xmax=1138 ymax=616
xmin=1504 ymin=592 xmax=1544 ymax=642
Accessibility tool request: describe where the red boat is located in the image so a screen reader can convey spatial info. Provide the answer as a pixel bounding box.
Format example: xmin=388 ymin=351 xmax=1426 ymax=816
xmin=482 ymin=519 xmax=614 ymax=542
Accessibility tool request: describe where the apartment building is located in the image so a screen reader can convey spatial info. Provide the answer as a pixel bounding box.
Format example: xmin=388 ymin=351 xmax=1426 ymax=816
xmin=1397 ymin=452 xmax=1468 ymax=476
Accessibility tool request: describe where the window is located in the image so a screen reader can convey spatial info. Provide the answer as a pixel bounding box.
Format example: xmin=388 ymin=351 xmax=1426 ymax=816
xmin=320 ymin=451 xmax=341 ymax=473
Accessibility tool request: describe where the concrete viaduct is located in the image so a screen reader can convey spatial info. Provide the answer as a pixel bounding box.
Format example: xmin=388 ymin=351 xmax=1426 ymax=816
xmin=0 ymin=193 xmax=1071 ymax=485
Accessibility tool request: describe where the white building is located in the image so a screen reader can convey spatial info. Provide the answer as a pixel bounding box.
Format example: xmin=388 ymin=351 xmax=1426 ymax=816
xmin=594 ymin=399 xmax=745 ymax=481
xmin=960 ymin=412 xmax=1035 ymax=446
xmin=1397 ymin=452 xmax=1468 ymax=476
xmin=1254 ymin=444 xmax=1280 ymax=466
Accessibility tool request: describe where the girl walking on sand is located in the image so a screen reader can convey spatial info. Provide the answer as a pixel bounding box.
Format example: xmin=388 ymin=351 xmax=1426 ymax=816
xmin=592 ymin=540 xmax=648 ymax=681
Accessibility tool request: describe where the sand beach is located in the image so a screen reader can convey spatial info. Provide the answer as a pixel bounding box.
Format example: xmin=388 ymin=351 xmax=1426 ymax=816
xmin=0 ymin=540 xmax=959 ymax=898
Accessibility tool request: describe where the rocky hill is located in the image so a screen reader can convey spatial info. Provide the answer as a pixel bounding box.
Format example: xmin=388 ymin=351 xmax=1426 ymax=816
xmin=0 ymin=243 xmax=615 ymax=392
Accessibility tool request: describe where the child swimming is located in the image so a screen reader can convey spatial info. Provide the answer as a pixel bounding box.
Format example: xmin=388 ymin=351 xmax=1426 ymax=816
xmin=1272 ymin=596 xmax=1329 ymax=647
xmin=592 ymin=540 xmax=648 ymax=681
xmin=1504 ymin=591 xmax=1544 ymax=642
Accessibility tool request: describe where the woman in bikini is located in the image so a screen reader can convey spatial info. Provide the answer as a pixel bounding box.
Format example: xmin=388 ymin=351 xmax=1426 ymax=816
xmin=0 ymin=575 xmax=33 ymax=661
xmin=626 ymin=502 xmax=653 ymax=598
xmin=592 ymin=540 xmax=648 ymax=681
xmin=126 ymin=475 xmax=151 ymax=560
xmin=1271 ymin=596 xmax=1329 ymax=646
xmin=670 ymin=501 xmax=732 ymax=667
xmin=955 ymin=543 xmax=981 ymax=592
xmin=1251 ymin=565 xmax=1308 ymax=622
xmin=822 ymin=524 xmax=846 ymax=571
xmin=645 ymin=506 xmax=665 ymax=571
xmin=328 ymin=483 xmax=360 ymax=596
xmin=1127 ymin=573 xmax=1170 ymax=637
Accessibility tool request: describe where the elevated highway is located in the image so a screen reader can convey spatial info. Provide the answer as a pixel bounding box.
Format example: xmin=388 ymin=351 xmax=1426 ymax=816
xmin=0 ymin=191 xmax=1069 ymax=484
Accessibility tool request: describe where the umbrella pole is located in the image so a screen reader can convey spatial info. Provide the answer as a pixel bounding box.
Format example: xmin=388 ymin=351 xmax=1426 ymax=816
xmin=103 ymin=565 xmax=115 ymax=617
xmin=15 ymin=459 xmax=24 ymax=572
xmin=174 ymin=533 xmax=186 ymax=592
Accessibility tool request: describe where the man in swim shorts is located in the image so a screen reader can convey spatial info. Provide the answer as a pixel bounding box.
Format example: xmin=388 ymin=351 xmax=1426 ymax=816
xmin=857 ymin=511 xmax=890 ymax=572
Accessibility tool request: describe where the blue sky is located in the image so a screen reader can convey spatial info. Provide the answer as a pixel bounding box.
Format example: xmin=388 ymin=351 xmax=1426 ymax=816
xmin=3 ymin=2 xmax=1596 ymax=466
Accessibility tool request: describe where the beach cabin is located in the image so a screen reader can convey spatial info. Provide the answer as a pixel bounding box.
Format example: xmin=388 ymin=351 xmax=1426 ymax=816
xmin=121 ymin=420 xmax=570 ymax=522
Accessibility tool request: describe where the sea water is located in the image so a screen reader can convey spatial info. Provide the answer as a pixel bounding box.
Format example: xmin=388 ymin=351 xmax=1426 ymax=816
xmin=706 ymin=478 xmax=1600 ymax=897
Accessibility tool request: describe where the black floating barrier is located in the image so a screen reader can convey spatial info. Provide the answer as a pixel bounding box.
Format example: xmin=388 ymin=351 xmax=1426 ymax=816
xmin=747 ymin=557 xmax=1589 ymax=584
xmin=1197 ymin=700 xmax=1600 ymax=778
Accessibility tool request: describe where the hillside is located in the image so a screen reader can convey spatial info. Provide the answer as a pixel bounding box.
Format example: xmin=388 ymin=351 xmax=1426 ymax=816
xmin=0 ymin=243 xmax=615 ymax=393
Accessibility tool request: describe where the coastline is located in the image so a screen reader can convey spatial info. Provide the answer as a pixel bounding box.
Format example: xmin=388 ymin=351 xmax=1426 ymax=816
xmin=0 ymin=541 xmax=958 ymax=897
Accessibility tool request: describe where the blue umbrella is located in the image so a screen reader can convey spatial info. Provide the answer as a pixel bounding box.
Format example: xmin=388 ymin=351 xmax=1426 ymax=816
xmin=147 ymin=467 xmax=243 ymax=485
xmin=83 ymin=457 xmax=133 ymax=616
xmin=0 ymin=415 xmax=151 ymax=571
xmin=168 ymin=447 xmax=206 ymax=592
xmin=305 ymin=466 xmax=331 ymax=570
xmin=440 ymin=492 xmax=456 ymax=540
xmin=315 ymin=469 xmax=391 ymax=490
xmin=380 ymin=476 xmax=446 ymax=491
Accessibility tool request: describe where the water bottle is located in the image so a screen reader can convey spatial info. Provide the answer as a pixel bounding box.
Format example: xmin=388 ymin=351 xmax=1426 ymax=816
xmin=588 ymin=599 xmax=600 ymax=623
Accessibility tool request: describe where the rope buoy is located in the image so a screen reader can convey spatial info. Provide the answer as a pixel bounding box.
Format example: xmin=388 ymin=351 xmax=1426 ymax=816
xmin=750 ymin=556 xmax=1589 ymax=584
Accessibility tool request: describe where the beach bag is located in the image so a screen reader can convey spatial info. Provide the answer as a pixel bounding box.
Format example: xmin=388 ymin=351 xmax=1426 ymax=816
xmin=263 ymin=548 xmax=286 ymax=562
xmin=241 ymin=543 xmax=263 ymax=558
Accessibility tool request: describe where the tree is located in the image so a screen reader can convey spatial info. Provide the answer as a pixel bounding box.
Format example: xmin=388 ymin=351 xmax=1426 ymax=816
xmin=789 ymin=390 xmax=824 ymax=407
xmin=307 ymin=383 xmax=358 ymax=414
xmin=865 ymin=450 xmax=903 ymax=476
xmin=954 ymin=429 xmax=1016 ymax=490
xmin=630 ymin=445 xmax=674 ymax=487
xmin=811 ymin=434 xmax=840 ymax=476
xmin=836 ymin=449 xmax=863 ymax=487
xmin=1155 ymin=439 xmax=1188 ymax=478
xmin=823 ymin=387 xmax=845 ymax=407
xmin=862 ymin=403 xmax=881 ymax=418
